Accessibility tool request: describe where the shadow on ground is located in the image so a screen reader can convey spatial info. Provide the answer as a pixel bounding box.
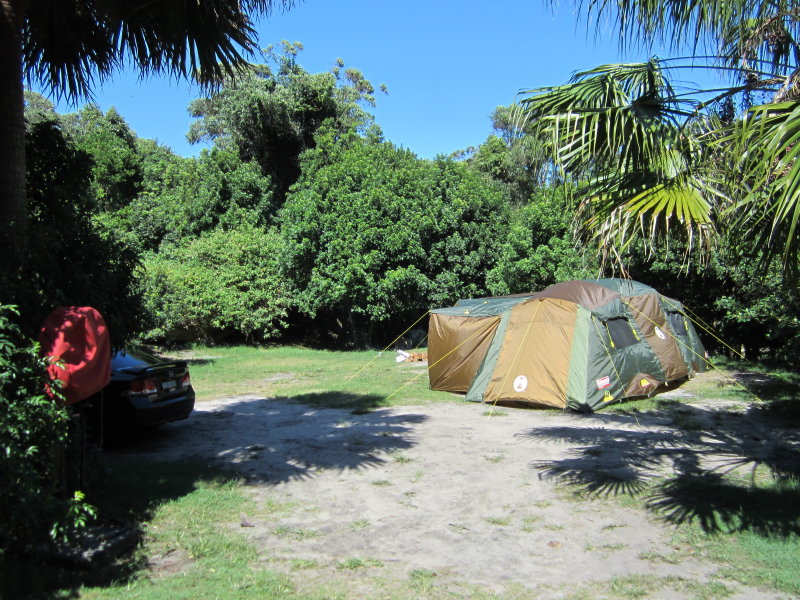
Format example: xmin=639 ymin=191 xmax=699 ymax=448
xmin=1 ymin=392 xmax=427 ymax=599
xmin=0 ymin=458 xmax=227 ymax=599
xmin=523 ymin=403 xmax=800 ymax=537
xmin=105 ymin=393 xmax=427 ymax=485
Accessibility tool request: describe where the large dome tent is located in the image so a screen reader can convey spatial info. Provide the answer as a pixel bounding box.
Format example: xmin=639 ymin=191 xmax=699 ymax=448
xmin=427 ymin=279 xmax=706 ymax=412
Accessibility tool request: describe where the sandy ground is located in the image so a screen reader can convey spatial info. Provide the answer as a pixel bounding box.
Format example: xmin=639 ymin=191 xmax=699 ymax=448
xmin=115 ymin=373 xmax=799 ymax=599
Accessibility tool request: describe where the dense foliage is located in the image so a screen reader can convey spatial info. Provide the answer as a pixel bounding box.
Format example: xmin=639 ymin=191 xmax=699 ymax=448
xmin=12 ymin=43 xmax=799 ymax=364
xmin=143 ymin=225 xmax=289 ymax=343
xmin=0 ymin=306 xmax=92 ymax=554
xmin=0 ymin=116 xmax=143 ymax=343
xmin=279 ymin=129 xmax=509 ymax=344
xmin=187 ymin=42 xmax=384 ymax=204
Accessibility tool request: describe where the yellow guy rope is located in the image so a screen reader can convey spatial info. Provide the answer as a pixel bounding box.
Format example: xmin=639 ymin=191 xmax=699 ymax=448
xmin=621 ymin=300 xmax=763 ymax=403
xmin=661 ymin=297 xmax=745 ymax=360
xmin=346 ymin=311 xmax=431 ymax=382
xmin=384 ymin=316 xmax=500 ymax=402
xmin=488 ymin=301 xmax=542 ymax=414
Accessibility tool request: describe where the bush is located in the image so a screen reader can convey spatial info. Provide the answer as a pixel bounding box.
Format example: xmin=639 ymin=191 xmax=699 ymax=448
xmin=0 ymin=306 xmax=91 ymax=554
xmin=142 ymin=225 xmax=291 ymax=343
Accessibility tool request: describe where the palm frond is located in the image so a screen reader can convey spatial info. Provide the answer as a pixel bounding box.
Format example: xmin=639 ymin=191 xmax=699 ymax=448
xmin=519 ymin=60 xmax=723 ymax=268
xmin=23 ymin=0 xmax=293 ymax=99
xmin=717 ymin=100 xmax=800 ymax=266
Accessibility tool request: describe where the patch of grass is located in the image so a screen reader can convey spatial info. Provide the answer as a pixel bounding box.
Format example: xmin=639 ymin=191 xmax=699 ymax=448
xmin=482 ymin=410 xmax=508 ymax=417
xmin=391 ymin=452 xmax=413 ymax=464
xmin=0 ymin=456 xmax=316 ymax=600
xmin=165 ymin=345 xmax=455 ymax=409
xmin=485 ymin=516 xmax=511 ymax=526
xmin=408 ymin=568 xmax=437 ymax=592
xmin=543 ymin=523 xmax=564 ymax=531
xmin=569 ymin=470 xmax=800 ymax=597
xmin=273 ymin=526 xmax=320 ymax=541
xmin=288 ymin=558 xmax=320 ymax=570
xmin=371 ymin=479 xmax=391 ymax=486
xmin=350 ymin=518 xmax=369 ymax=530
xmin=410 ymin=470 xmax=424 ymax=483
xmin=260 ymin=496 xmax=298 ymax=519
xmin=585 ymin=542 xmax=626 ymax=552
xmin=681 ymin=580 xmax=734 ymax=600
xmin=484 ymin=453 xmax=505 ymax=463
xmin=335 ymin=557 xmax=383 ymax=570
xmin=522 ymin=515 xmax=541 ymax=532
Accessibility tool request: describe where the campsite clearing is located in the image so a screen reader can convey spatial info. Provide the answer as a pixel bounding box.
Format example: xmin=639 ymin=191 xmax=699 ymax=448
xmin=62 ymin=349 xmax=800 ymax=600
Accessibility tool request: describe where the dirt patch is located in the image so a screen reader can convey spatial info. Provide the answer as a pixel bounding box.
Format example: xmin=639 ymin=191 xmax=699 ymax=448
xmin=118 ymin=385 xmax=797 ymax=599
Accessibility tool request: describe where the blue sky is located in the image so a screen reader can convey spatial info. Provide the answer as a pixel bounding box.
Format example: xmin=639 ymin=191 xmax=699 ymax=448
xmin=33 ymin=0 xmax=716 ymax=158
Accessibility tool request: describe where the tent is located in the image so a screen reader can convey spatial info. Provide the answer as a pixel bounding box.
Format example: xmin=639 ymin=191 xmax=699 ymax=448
xmin=427 ymin=279 xmax=707 ymax=412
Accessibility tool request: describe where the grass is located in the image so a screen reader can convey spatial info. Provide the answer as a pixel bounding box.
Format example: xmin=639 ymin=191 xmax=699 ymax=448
xmin=0 ymin=457 xmax=316 ymax=600
xmin=335 ymin=557 xmax=383 ymax=570
xmin=165 ymin=345 xmax=456 ymax=409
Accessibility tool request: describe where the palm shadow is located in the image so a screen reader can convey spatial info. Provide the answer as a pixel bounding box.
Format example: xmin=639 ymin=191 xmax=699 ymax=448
xmin=104 ymin=392 xmax=426 ymax=485
xmin=523 ymin=405 xmax=800 ymax=536
xmin=2 ymin=392 xmax=427 ymax=598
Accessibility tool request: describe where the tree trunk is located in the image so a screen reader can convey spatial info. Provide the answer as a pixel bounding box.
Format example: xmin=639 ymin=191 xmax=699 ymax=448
xmin=0 ymin=1 xmax=27 ymax=267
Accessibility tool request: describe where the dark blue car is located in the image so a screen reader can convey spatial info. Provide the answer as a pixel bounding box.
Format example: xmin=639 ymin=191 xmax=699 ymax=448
xmin=83 ymin=348 xmax=195 ymax=441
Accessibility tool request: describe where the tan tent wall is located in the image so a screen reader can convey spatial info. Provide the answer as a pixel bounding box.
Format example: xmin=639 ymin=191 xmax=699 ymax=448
xmin=428 ymin=314 xmax=501 ymax=392
xmin=623 ymin=294 xmax=688 ymax=381
xmin=482 ymin=298 xmax=578 ymax=408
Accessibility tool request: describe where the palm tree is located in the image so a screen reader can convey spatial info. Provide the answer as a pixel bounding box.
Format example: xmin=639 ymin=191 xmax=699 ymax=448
xmin=523 ymin=0 xmax=800 ymax=271
xmin=0 ymin=0 xmax=292 ymax=266
xmin=518 ymin=60 xmax=726 ymax=270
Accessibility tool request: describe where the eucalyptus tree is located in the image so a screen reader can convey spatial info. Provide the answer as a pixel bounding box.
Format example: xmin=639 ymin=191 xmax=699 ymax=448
xmin=522 ymin=0 xmax=800 ymax=271
xmin=1 ymin=0 xmax=292 ymax=265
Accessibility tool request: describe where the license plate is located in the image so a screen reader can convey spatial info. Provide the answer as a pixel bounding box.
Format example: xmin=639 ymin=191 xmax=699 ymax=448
xmin=161 ymin=380 xmax=177 ymax=390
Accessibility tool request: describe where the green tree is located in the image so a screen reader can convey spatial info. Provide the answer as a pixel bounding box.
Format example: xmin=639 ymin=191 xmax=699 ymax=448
xmin=187 ymin=41 xmax=385 ymax=203
xmin=1 ymin=0 xmax=292 ymax=266
xmin=3 ymin=118 xmax=144 ymax=342
xmin=486 ymin=188 xmax=597 ymax=295
xmin=62 ymin=105 xmax=143 ymax=211
xmin=279 ymin=129 xmax=508 ymax=346
xmin=111 ymin=145 xmax=273 ymax=252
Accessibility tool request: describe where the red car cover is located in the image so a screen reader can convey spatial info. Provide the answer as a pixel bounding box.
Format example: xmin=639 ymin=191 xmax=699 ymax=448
xmin=39 ymin=307 xmax=111 ymax=405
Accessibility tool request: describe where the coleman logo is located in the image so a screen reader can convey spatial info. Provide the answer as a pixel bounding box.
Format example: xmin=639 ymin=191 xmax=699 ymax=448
xmin=640 ymin=378 xmax=651 ymax=387
xmin=596 ymin=376 xmax=611 ymax=389
xmin=513 ymin=375 xmax=528 ymax=392
xmin=654 ymin=326 xmax=666 ymax=340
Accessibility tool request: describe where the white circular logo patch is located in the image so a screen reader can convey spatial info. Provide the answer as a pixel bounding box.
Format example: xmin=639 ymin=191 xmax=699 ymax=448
xmin=654 ymin=326 xmax=666 ymax=340
xmin=513 ymin=375 xmax=528 ymax=392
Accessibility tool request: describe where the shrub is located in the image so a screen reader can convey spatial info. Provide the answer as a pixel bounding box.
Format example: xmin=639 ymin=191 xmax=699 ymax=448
xmin=142 ymin=225 xmax=291 ymax=343
xmin=0 ymin=306 xmax=92 ymax=554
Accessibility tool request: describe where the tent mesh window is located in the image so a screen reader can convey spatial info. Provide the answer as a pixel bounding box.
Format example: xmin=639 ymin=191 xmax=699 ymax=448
xmin=668 ymin=312 xmax=688 ymax=336
xmin=606 ymin=317 xmax=639 ymax=349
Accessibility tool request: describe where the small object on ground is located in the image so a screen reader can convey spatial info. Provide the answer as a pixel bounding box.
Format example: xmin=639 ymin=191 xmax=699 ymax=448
xmin=240 ymin=512 xmax=255 ymax=527
xmin=547 ymin=540 xmax=562 ymax=548
xmin=396 ymin=349 xmax=427 ymax=363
